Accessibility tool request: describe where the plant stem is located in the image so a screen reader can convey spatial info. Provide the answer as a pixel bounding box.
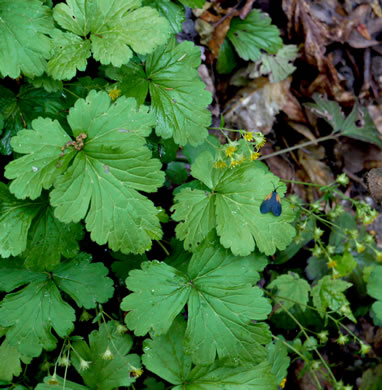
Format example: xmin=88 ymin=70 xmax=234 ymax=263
xmin=258 ymin=133 xmax=340 ymax=161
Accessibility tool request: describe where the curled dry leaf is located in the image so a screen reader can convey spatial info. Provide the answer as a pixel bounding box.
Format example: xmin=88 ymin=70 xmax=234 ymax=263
xmin=224 ymin=77 xmax=291 ymax=134
xmin=298 ymin=145 xmax=334 ymax=186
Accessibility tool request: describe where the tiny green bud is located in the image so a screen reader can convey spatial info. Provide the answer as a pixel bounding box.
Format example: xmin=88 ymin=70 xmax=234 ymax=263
xmin=47 ymin=374 xmax=59 ymax=385
xmin=310 ymin=202 xmax=321 ymax=213
xmin=312 ymin=245 xmax=323 ymax=257
xmin=318 ymin=330 xmax=328 ymax=343
xmin=79 ymin=359 xmax=91 ymax=371
xmin=337 ymin=333 xmax=349 ymax=345
xmin=336 ymin=173 xmax=349 ymax=186
xmin=311 ymin=360 xmax=321 ymax=370
xmin=359 ymin=342 xmax=371 ymax=355
xmin=355 ymin=241 xmax=365 ymax=254
xmin=313 ymin=227 xmax=324 ymax=240
xmin=102 ymin=347 xmax=114 ymax=360
xmin=326 ymin=245 xmax=335 ymax=255
xmin=58 ymin=355 xmax=71 ymax=367
xmin=116 ymin=323 xmax=128 ymax=335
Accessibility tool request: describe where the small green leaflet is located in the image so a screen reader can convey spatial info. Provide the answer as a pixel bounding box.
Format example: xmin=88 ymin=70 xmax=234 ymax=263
xmin=171 ymin=151 xmax=296 ymax=256
xmin=268 ymin=272 xmax=311 ymax=312
xmin=71 ymin=322 xmax=141 ymax=390
xmin=104 ymin=39 xmax=212 ymax=146
xmin=144 ymin=0 xmax=185 ymax=34
xmin=0 ymin=84 xmax=66 ymax=155
xmin=259 ymin=45 xmax=298 ymax=82
xmin=142 ymin=316 xmax=278 ymax=389
xmin=0 ymin=254 xmax=114 ymax=358
xmin=5 ymin=90 xmax=164 ymax=255
xmin=305 ymin=94 xmax=382 ymax=148
xmin=26 ymin=74 xmax=63 ymax=93
xmin=48 ymin=0 xmax=171 ymax=79
xmin=0 ymin=0 xmax=53 ymax=78
xmin=122 ymin=236 xmax=271 ymax=365
xmin=227 ymin=10 xmax=283 ymax=61
xmin=177 ymin=0 xmax=205 ymax=7
xmin=312 ymin=275 xmax=355 ymax=322
xmin=367 ymin=266 xmax=382 ymax=323
xmin=36 ymin=376 xmax=88 ymax=390
xmin=0 ymin=339 xmax=31 ymax=382
xmin=266 ymin=340 xmax=290 ymax=385
xmin=0 ymin=183 xmax=84 ymax=271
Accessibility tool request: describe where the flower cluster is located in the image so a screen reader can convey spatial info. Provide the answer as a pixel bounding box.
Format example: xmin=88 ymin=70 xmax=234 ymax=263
xmin=213 ymin=130 xmax=266 ymax=169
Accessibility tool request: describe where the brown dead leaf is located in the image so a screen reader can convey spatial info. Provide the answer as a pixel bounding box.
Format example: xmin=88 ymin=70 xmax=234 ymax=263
xmin=282 ymin=91 xmax=308 ymax=123
xmin=298 ymin=145 xmax=334 ymax=186
xmin=209 ymin=13 xmax=237 ymax=59
xmin=336 ymin=139 xmax=382 ymax=174
xmin=347 ymin=4 xmax=382 ymax=48
xmin=368 ymin=105 xmax=382 ymax=135
xmin=260 ymin=144 xmax=295 ymax=182
xmin=282 ymin=0 xmax=330 ymax=71
xmin=224 ymin=77 xmax=291 ymax=134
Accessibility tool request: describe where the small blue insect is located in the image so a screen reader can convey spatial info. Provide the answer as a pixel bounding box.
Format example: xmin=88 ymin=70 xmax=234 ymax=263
xmin=260 ymin=185 xmax=282 ymax=217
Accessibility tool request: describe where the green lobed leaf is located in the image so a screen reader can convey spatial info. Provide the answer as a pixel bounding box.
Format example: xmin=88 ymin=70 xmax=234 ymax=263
xmin=24 ymin=203 xmax=84 ymax=271
xmin=306 ymin=94 xmax=382 ymax=148
xmin=5 ymin=117 xmax=75 ymax=200
xmin=268 ymin=272 xmax=311 ymax=311
xmin=71 ymin=321 xmax=141 ymax=390
xmin=26 ymin=74 xmax=63 ymax=93
xmin=0 ymin=0 xmax=53 ymax=78
xmin=5 ymin=90 xmax=164 ymax=254
xmin=122 ymin=235 xmax=271 ymax=365
xmin=216 ymin=39 xmax=237 ymax=75
xmin=53 ymin=253 xmax=114 ymax=309
xmin=105 ymin=39 xmax=212 ymax=146
xmin=171 ymin=152 xmax=296 ymax=256
xmin=0 ymin=84 xmax=66 ymax=155
xmin=259 ymin=45 xmax=298 ymax=82
xmin=312 ymin=275 xmax=355 ymax=322
xmin=0 ymin=183 xmax=41 ymax=258
xmin=48 ymin=0 xmax=171 ymax=79
xmin=0 ymin=281 xmax=75 ymax=357
xmin=266 ymin=340 xmax=290 ymax=385
xmin=143 ymin=316 xmax=278 ymax=389
xmin=367 ymin=266 xmax=382 ymax=322
xmin=111 ymin=252 xmax=148 ymax=281
xmin=142 ymin=316 xmax=192 ymax=385
xmin=177 ymin=0 xmax=205 ymax=7
xmin=47 ymin=29 xmax=92 ymax=81
xmin=144 ymin=0 xmax=185 ymax=34
xmin=0 ymin=183 xmax=83 ymax=271
xmin=0 ymin=255 xmax=114 ymax=357
xmin=227 ymin=10 xmax=283 ymax=61
xmin=0 ymin=339 xmax=31 ymax=382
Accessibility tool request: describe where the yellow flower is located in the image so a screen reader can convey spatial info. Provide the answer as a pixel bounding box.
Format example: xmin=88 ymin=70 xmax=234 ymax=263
xmin=225 ymin=144 xmax=237 ymax=157
xmin=130 ymin=367 xmax=144 ymax=378
xmin=327 ymin=259 xmax=337 ymax=269
xmin=243 ymin=132 xmax=254 ymax=141
xmin=355 ymin=241 xmax=365 ymax=254
xmin=250 ymin=151 xmax=261 ymax=161
xmin=108 ymin=88 xmax=121 ymax=101
xmin=230 ymin=159 xmax=240 ymax=168
xmin=375 ymin=250 xmax=382 ymax=262
xmin=213 ymin=160 xmax=228 ymax=169
xmin=280 ymin=378 xmax=287 ymax=388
